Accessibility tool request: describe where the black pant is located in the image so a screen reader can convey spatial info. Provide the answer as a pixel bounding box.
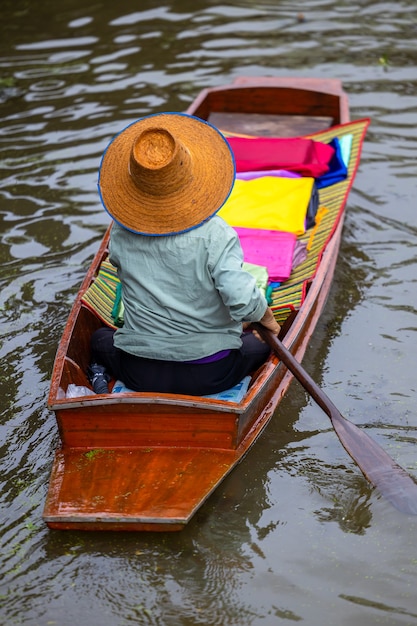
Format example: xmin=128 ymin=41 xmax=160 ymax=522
xmin=91 ymin=327 xmax=270 ymax=396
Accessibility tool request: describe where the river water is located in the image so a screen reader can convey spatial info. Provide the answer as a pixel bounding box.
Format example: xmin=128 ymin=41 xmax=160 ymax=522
xmin=1 ymin=1 xmax=417 ymax=624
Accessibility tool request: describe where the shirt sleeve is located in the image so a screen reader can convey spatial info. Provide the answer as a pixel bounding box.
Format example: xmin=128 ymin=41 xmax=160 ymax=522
xmin=209 ymin=219 xmax=268 ymax=322
xmin=108 ymin=223 xmax=122 ymax=269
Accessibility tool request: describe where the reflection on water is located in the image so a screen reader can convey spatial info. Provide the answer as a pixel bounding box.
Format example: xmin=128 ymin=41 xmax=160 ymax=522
xmin=1 ymin=1 xmax=417 ymax=624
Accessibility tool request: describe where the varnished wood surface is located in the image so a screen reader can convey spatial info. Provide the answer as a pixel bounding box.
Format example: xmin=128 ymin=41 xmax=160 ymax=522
xmin=208 ymin=112 xmax=333 ymax=138
xmin=43 ymin=447 xmax=239 ymax=530
xmin=187 ymin=78 xmax=349 ymax=132
xmin=44 ymin=361 xmax=295 ymax=531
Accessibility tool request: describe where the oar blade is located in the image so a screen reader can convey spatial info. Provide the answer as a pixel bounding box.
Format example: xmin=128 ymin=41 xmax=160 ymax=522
xmin=331 ymin=414 xmax=417 ymax=515
xmin=254 ymin=324 xmax=417 ymax=515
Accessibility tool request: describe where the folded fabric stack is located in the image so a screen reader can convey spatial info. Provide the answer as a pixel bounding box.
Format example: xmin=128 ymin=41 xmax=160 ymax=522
xmin=227 ymin=135 xmax=335 ymax=177
xmin=219 ymin=132 xmax=353 ymax=297
xmin=219 ymin=176 xmax=316 ymax=236
xmin=227 ymin=134 xmax=352 ymax=188
xmin=218 ymin=152 xmax=317 ymax=291
xmin=237 ymin=228 xmax=297 ymax=283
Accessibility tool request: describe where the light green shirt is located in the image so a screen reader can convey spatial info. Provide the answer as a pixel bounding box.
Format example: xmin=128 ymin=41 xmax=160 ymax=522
xmin=109 ymin=216 xmax=268 ymax=361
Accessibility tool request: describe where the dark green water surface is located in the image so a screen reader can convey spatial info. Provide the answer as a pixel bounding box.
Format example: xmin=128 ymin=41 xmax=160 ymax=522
xmin=1 ymin=1 xmax=417 ymax=624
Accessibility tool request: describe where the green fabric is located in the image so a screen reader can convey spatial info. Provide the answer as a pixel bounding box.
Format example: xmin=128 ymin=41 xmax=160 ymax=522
xmin=242 ymin=262 xmax=268 ymax=297
xmin=111 ymin=282 xmax=124 ymax=326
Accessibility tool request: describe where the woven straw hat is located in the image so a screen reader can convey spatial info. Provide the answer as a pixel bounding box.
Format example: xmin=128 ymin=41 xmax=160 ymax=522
xmin=98 ymin=112 xmax=235 ymax=235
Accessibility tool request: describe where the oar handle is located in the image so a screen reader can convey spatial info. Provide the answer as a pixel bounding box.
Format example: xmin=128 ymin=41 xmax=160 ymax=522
xmin=253 ymin=323 xmax=338 ymax=419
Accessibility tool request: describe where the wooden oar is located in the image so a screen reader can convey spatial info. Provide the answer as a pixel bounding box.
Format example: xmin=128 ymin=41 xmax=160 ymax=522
xmin=253 ymin=323 xmax=417 ymax=515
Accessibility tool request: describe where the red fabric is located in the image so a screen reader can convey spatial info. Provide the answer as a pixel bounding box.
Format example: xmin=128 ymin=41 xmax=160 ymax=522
xmin=227 ymin=136 xmax=335 ymax=177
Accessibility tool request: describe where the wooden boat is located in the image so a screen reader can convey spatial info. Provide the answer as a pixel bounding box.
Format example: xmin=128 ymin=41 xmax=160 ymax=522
xmin=43 ymin=77 xmax=369 ymax=531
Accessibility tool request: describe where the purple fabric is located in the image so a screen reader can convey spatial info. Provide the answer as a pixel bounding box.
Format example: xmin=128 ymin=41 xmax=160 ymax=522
xmin=292 ymin=240 xmax=308 ymax=269
xmin=184 ymin=349 xmax=231 ymax=364
xmin=236 ymin=169 xmax=301 ymax=181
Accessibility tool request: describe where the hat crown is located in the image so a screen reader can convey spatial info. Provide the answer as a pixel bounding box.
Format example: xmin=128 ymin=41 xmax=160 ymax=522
xmin=129 ymin=127 xmax=192 ymax=197
xmin=99 ymin=112 xmax=235 ymax=235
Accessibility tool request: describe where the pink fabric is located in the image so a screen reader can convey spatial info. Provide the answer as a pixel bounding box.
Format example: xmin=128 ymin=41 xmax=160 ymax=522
xmin=235 ymin=228 xmax=297 ymax=282
xmin=227 ymin=136 xmax=335 ymax=177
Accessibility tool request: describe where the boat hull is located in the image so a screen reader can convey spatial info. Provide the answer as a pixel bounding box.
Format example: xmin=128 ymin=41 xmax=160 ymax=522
xmin=43 ymin=77 xmax=368 ymax=531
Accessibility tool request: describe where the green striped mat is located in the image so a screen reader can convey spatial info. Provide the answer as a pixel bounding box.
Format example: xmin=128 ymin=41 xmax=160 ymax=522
xmin=81 ymin=258 xmax=121 ymax=329
xmin=270 ymin=117 xmax=370 ymax=324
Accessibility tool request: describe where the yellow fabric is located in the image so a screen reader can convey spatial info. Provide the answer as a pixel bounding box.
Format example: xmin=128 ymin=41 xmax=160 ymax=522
xmin=218 ymin=176 xmax=315 ymax=235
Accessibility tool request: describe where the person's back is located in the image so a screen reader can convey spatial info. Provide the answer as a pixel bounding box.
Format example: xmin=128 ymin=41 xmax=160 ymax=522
xmin=110 ymin=216 xmax=267 ymax=362
xmin=90 ymin=112 xmax=280 ymax=395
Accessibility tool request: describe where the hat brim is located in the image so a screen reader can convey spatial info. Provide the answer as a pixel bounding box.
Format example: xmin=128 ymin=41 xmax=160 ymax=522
xmin=98 ymin=113 xmax=235 ymax=236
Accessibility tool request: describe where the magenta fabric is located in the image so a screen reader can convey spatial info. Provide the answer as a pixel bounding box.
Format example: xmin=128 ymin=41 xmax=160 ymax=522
xmin=234 ymin=228 xmax=297 ymax=282
xmin=227 ymin=136 xmax=335 ymax=177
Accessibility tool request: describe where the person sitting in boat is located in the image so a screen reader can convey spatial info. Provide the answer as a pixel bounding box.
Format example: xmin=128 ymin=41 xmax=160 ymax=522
xmin=90 ymin=112 xmax=281 ymax=396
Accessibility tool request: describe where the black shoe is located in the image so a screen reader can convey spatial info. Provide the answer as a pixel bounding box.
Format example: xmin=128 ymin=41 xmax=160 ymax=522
xmin=87 ymin=363 xmax=110 ymax=394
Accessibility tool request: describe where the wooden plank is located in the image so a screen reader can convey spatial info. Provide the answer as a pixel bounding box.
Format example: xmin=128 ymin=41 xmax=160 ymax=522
xmin=188 ymin=86 xmax=342 ymax=126
xmin=231 ymin=77 xmax=349 ymax=124
xmin=43 ymin=447 xmax=239 ymax=531
xmin=208 ymin=112 xmax=333 ymax=137
xmin=55 ymin=403 xmax=240 ymax=449
xmin=232 ymin=76 xmax=344 ymax=94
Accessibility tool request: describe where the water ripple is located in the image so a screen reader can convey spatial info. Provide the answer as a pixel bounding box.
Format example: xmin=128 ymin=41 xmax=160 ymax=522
xmin=1 ymin=1 xmax=417 ymax=625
